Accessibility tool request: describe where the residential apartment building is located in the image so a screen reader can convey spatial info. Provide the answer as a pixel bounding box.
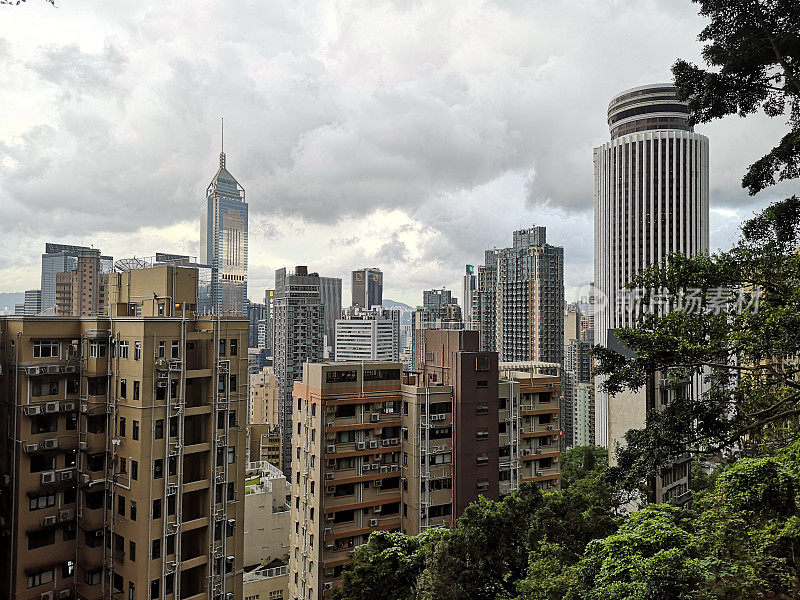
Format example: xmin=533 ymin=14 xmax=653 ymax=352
xmin=40 ymin=244 xmax=113 ymax=313
xmin=461 ymin=265 xmax=476 ymax=329
xmin=288 ymin=330 xmax=562 ymax=598
xmin=0 ymin=264 xmax=248 ymax=600
xmin=53 ymin=249 xmax=106 ymax=318
xmin=247 ymin=424 xmax=283 ymax=470
xmin=250 ymin=367 xmax=280 ymax=427
xmin=248 ymin=303 xmax=267 ymax=349
xmin=273 ymin=267 xmax=325 ymax=474
xmin=472 ymin=250 xmax=498 ymax=353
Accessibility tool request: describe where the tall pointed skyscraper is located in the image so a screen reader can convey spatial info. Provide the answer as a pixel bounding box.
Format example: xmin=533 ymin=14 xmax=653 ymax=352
xmin=201 ymin=121 xmax=248 ymax=316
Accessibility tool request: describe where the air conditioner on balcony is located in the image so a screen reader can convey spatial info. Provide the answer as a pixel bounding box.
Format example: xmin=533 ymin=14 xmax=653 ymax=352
xmin=45 ymin=402 xmax=59 ymax=413
xmin=40 ymin=592 xmax=54 ymax=600
xmin=325 ymin=473 xmax=334 ymax=480
xmin=370 ymin=413 xmax=379 ymax=422
xmin=80 ymin=403 xmax=89 ymax=413
xmin=46 ymin=365 xmax=60 ymax=375
xmin=369 ymin=517 xmax=379 ymax=526
xmin=58 ymin=590 xmax=71 ymax=600
xmin=43 ymin=438 xmax=59 ymax=450
xmin=27 ymin=367 xmax=41 ymax=376
xmin=391 ymin=438 xmax=399 ymax=445
xmin=323 ymin=583 xmax=333 ymax=591
xmin=78 ymin=441 xmax=88 ymax=450
xmin=374 ymin=480 xmax=381 ymax=488
xmin=326 ymin=486 xmax=334 ymax=494
xmin=362 ymin=466 xmax=371 ymax=474
xmin=60 ymin=509 xmax=74 ymax=521
xmin=64 ymin=366 xmax=77 ymax=374
xmin=381 ymin=439 xmax=390 ymax=447
xmin=371 ymin=464 xmax=380 ymax=471
xmin=24 ymin=405 xmax=42 ymax=416
xmin=356 ymin=442 xmax=366 ymax=451
xmin=157 ymin=381 xmax=168 ymax=388
xmin=43 ymin=515 xmax=57 ymax=526
xmin=60 ymin=470 xmax=74 ymax=482
xmin=80 ymin=473 xmax=90 ymax=484
xmin=326 ymin=445 xmax=336 ymax=453
xmin=324 ymin=527 xmax=332 ymax=535
xmin=63 ymin=402 xmax=76 ymax=411
xmin=24 ymin=443 xmax=39 ymax=453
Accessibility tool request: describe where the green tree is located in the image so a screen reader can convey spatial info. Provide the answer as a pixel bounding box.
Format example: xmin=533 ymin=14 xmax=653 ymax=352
xmin=672 ymin=0 xmax=800 ymax=194
xmin=332 ymin=528 xmax=449 ymax=600
xmin=560 ymin=445 xmax=608 ymax=489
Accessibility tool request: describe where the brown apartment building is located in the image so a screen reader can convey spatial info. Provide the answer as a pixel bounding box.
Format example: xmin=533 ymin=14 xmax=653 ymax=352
xmin=288 ymin=330 xmax=562 ymax=599
xmin=0 ymin=265 xmax=248 ymax=600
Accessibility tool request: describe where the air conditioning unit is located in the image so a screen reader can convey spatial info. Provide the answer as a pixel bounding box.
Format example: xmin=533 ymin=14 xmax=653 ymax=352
xmin=166 ymin=484 xmax=178 ymax=495
xmin=369 ymin=517 xmax=379 ymax=526
xmin=80 ymin=403 xmax=89 ymax=413
xmin=80 ymin=473 xmax=90 ymax=484
xmin=325 ymin=421 xmax=334 ymax=428
xmin=374 ymin=480 xmax=382 ymax=488
xmin=547 ymin=382 xmax=554 ymax=388
xmin=43 ymin=438 xmax=59 ymax=449
xmin=535 ymin=471 xmax=543 ymax=477
xmin=382 ymin=439 xmax=390 ymax=447
xmin=78 ymin=441 xmax=88 ymax=450
xmin=391 ymin=438 xmax=399 ymax=445
xmin=43 ymin=515 xmax=58 ymax=526
xmin=373 ymin=505 xmax=381 ymax=513
xmin=362 ymin=466 xmax=371 ymax=474
xmin=24 ymin=405 xmax=42 ymax=416
xmin=60 ymin=509 xmax=74 ymax=521
xmin=64 ymin=365 xmax=77 ymax=373
xmin=546 ymin=425 xmax=554 ymax=431
xmin=370 ymin=413 xmax=379 ymax=422
xmin=371 ymin=464 xmax=380 ymax=470
xmin=40 ymin=592 xmax=54 ymax=600
xmin=380 ymin=466 xmax=388 ymax=473
xmin=63 ymin=402 xmax=76 ymax=411
xmin=157 ymin=381 xmax=168 ymax=388
xmin=323 ymin=527 xmax=332 ymax=535
xmin=369 ymin=440 xmax=378 ymax=449
xmin=326 ymin=445 xmax=336 ymax=454
xmin=390 ymin=465 xmax=399 ymax=472
xmin=226 ymin=593 xmax=234 ymax=600
xmin=27 ymin=367 xmax=41 ymax=376
xmin=325 ymin=473 xmax=334 ymax=480
xmin=58 ymin=590 xmax=71 ymax=600
xmin=24 ymin=443 xmax=39 ymax=453
xmin=522 ymin=449 xmax=531 ymax=456
xmin=60 ymin=470 xmax=74 ymax=482
xmin=158 ymin=371 xmax=169 ymax=379
xmin=323 ymin=583 xmax=333 ymax=591
xmin=356 ymin=442 xmax=366 ymax=451
xmin=45 ymin=402 xmax=59 ymax=413
xmin=46 ymin=365 xmax=60 ymax=375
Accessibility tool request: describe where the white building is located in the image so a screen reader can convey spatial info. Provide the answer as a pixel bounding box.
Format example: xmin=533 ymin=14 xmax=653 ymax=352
xmin=335 ymin=316 xmax=397 ymax=361
xmin=593 ymin=83 xmax=709 ymax=450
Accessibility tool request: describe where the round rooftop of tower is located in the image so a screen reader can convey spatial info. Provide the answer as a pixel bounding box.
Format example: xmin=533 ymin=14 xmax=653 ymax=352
xmin=607 ymin=83 xmax=692 ymax=140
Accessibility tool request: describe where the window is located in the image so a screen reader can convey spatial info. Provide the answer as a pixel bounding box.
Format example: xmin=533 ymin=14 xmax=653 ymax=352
xmin=167 ymin=495 xmax=176 ymax=516
xmin=335 ymin=457 xmax=355 ymax=470
xmin=33 ymin=340 xmax=59 ymax=358
xmin=87 ymin=377 xmax=107 ymax=396
xmin=227 ymin=447 xmax=235 ymax=464
xmin=84 ymin=569 xmax=102 ymax=586
xmin=154 ymin=459 xmax=163 ymax=479
xmin=133 ymin=381 xmax=140 ymax=401
xmin=151 ymin=579 xmax=160 ymax=599
xmin=476 ymin=380 xmax=488 ymax=388
xmin=326 ymin=370 xmax=357 ymax=383
xmin=31 ymin=415 xmax=57 ymax=434
xmin=28 ymin=568 xmax=55 ymax=588
xmin=230 ymin=339 xmax=238 ymax=356
xmin=335 ymin=430 xmax=356 ymax=443
xmin=158 ymin=341 xmax=166 ymax=358
xmin=130 ymin=541 xmax=136 ymax=562
xmin=171 ymin=341 xmax=179 ymax=359
xmin=333 ymin=509 xmax=355 ymax=523
xmin=155 ymin=419 xmax=164 ymax=439
xmin=119 ymin=417 xmax=126 ymax=437
xmin=118 ymin=341 xmax=130 ymax=359
xmin=363 ymin=368 xmax=401 ymax=381
xmin=67 ymin=377 xmax=79 ymax=394
xmin=427 ymin=453 xmax=452 ymax=465
xmin=219 ymin=339 xmax=226 ymax=356
xmin=120 ymin=379 xmax=127 ymax=398
xmin=132 ymin=420 xmax=139 ymax=440
xmin=476 ymin=356 xmax=491 ymax=371
xmin=62 ymin=560 xmax=75 ymax=579
xmin=89 ymin=340 xmax=107 ymax=358
xmin=335 ymin=404 xmax=356 ymax=418
xmin=32 ymin=376 xmax=59 ymax=397
xmin=134 ymin=341 xmax=142 ymax=361
xmin=130 ymin=500 xmax=137 ymax=521
xmin=158 ymin=302 xmax=165 ymax=316
xmin=28 ymin=529 xmax=55 ymax=549
xmin=118 ymin=495 xmax=126 ymax=516
xmin=476 ymin=403 xmax=489 ymax=415
xmin=29 ymin=493 xmax=56 ymax=511
xmin=131 ymin=460 xmax=139 ymax=481
xmin=152 ymin=539 xmax=161 ymax=559
xmin=153 ymin=499 xmax=162 ymax=519
xmin=166 ymin=535 xmax=175 ymax=556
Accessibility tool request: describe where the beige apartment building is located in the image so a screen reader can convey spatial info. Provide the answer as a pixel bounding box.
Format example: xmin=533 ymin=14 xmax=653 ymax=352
xmin=288 ymin=331 xmax=563 ymax=599
xmin=250 ymin=367 xmax=280 ymax=427
xmin=0 ymin=265 xmax=248 ymax=600
xmin=54 ymin=249 xmax=106 ymax=317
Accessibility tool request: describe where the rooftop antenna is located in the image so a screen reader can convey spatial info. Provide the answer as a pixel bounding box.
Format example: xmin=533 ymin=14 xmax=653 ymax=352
xmin=220 ymin=117 xmax=226 ymax=168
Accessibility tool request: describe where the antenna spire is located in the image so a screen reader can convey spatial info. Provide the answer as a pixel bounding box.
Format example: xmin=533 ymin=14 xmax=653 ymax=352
xmin=219 ymin=117 xmax=226 ymax=168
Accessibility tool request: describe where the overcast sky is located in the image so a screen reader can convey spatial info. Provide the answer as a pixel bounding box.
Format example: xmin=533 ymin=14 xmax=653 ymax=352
xmin=0 ymin=0 xmax=794 ymax=306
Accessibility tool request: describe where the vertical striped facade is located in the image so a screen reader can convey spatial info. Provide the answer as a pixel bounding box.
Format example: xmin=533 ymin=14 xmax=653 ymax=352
xmin=593 ymin=84 xmax=709 ymax=447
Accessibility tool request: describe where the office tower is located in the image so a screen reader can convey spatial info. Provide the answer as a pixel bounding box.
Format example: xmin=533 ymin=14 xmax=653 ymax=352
xmin=495 ymin=226 xmax=564 ymax=364
xmin=319 ymin=277 xmax=343 ymax=359
xmin=594 ymin=83 xmax=709 ymax=449
xmin=0 ymin=263 xmax=248 ymax=600
xmin=40 ymin=243 xmax=113 ymax=312
xmin=335 ymin=307 xmax=400 ymax=362
xmin=411 ymin=289 xmax=463 ymax=367
xmin=201 ymin=143 xmax=248 ymax=316
xmin=351 ymin=268 xmax=382 ymax=309
xmin=288 ymin=332 xmax=562 ymax=597
xmin=250 ymin=366 xmax=280 ymax=427
xmin=273 ymin=266 xmax=325 ymax=473
xmin=24 ymin=289 xmax=42 ymax=315
xmin=461 ymin=265 xmax=476 ymax=328
xmin=473 ymin=249 xmax=498 ymax=352
xmin=264 ymin=289 xmax=275 ymax=354
xmin=14 ymin=303 xmax=25 ymax=315
xmin=422 ymin=288 xmax=457 ymax=310
xmin=248 ymin=303 xmax=267 ymax=348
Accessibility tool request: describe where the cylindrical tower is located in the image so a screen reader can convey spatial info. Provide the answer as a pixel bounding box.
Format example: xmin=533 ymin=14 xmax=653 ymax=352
xmin=593 ymin=83 xmax=709 ymax=448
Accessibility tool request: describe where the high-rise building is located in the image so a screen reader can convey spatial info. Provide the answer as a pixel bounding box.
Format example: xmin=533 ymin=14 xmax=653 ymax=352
xmin=40 ymin=243 xmax=113 ymax=313
xmin=53 ymin=248 xmax=106 ymax=317
xmin=273 ymin=266 xmax=325 ymax=473
xmin=201 ymin=144 xmax=248 ymax=316
xmin=264 ymin=289 xmax=276 ymax=354
xmin=494 ymin=226 xmax=564 ymax=364
xmin=411 ymin=289 xmax=463 ymax=367
xmin=250 ymin=366 xmax=281 ymax=427
xmin=24 ymin=289 xmax=41 ymax=316
xmin=335 ymin=307 xmax=399 ymax=362
xmin=593 ymin=83 xmax=709 ymax=449
xmin=461 ymin=265 xmax=476 ymax=328
xmin=319 ymin=277 xmax=343 ymax=359
xmin=248 ymin=302 xmax=267 ymax=348
xmin=287 ymin=339 xmax=562 ymax=598
xmin=0 ymin=264 xmax=248 ymax=600
xmin=473 ymin=249 xmax=498 ymax=352
xmin=351 ymin=268 xmax=382 ymax=309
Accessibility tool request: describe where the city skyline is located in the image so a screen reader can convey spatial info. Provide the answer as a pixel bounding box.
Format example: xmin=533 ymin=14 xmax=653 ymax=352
xmin=0 ymin=1 xmax=793 ymax=307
